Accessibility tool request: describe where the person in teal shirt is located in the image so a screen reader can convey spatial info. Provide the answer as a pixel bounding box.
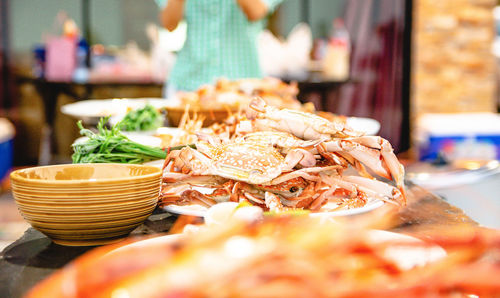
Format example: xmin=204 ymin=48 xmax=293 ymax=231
xmin=156 ymin=0 xmax=283 ymax=97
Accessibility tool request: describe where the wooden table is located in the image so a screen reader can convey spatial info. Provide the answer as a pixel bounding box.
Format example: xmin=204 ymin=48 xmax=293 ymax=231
xmin=0 ymin=182 xmax=477 ymax=298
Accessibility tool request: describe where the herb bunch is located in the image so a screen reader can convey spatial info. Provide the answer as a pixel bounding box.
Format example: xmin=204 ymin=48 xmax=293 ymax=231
xmin=72 ymin=118 xmax=167 ymax=164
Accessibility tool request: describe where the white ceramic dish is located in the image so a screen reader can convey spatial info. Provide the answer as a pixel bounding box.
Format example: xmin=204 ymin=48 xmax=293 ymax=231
xmin=61 ymin=98 xmax=169 ymax=124
xmin=346 ymin=117 xmax=381 ymax=136
xmin=142 ymin=159 xmax=165 ymax=168
xmin=162 ymin=198 xmax=384 ymax=218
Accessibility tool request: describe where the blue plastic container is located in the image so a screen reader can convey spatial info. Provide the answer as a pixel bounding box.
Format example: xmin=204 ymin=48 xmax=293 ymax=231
xmin=416 ymin=113 xmax=500 ymax=162
xmin=0 ymin=119 xmax=15 ymax=181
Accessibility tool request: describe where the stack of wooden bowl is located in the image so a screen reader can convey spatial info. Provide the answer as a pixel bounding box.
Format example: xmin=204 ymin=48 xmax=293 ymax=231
xmin=10 ymin=164 xmax=162 ymax=246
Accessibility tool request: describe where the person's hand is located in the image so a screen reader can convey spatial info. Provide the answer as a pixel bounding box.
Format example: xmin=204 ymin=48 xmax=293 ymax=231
xmin=236 ymin=0 xmax=269 ymax=21
xmin=160 ymin=0 xmax=186 ymax=31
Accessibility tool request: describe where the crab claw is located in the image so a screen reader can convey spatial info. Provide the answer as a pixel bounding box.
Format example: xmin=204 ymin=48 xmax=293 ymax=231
xmin=247 ymin=97 xmax=267 ymax=120
xmin=320 ymin=136 xmax=406 ymax=203
xmin=265 ymin=192 xmax=289 ymax=212
xmin=196 ymin=133 xmax=222 ymax=146
xmin=249 ymin=97 xmax=267 ymax=113
xmin=284 ymin=148 xmax=317 ymax=169
xmin=342 ymin=175 xmax=405 ymax=206
xmin=349 ymin=136 xmax=406 ymax=203
xmin=165 ymin=146 xmax=213 ymax=175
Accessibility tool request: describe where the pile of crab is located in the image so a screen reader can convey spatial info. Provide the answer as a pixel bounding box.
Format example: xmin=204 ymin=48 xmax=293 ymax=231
xmin=159 ymin=98 xmax=406 ymax=213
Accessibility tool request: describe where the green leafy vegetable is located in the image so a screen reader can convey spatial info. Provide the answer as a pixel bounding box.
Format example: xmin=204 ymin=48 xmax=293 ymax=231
xmin=72 ymin=118 xmax=167 ymax=164
xmin=119 ymin=104 xmax=163 ymax=131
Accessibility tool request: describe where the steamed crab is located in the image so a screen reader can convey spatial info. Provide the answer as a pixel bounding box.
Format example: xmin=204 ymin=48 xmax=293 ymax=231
xmin=162 ymin=140 xmax=325 ymax=185
xmin=160 ymin=97 xmax=407 ymax=212
xmin=160 ymin=138 xmax=404 ymax=212
xmin=247 ymin=97 xmax=360 ymax=139
xmin=246 ymin=98 xmax=406 ymax=201
xmin=160 ymin=138 xmax=354 ymax=211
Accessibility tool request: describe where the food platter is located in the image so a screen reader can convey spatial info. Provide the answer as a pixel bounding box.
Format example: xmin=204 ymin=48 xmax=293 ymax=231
xmin=60 ymin=79 xmax=405 ymax=243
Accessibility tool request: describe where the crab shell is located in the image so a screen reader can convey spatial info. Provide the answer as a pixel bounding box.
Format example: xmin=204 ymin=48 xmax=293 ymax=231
xmin=242 ymin=131 xmax=319 ymax=151
xmin=197 ymin=141 xmax=288 ymax=185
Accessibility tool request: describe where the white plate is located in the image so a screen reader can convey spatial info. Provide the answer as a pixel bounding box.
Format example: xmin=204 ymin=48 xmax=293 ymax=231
xmin=162 ymin=198 xmax=384 ymax=218
xmin=346 ymin=117 xmax=381 ymax=135
xmin=61 ymin=98 xmax=169 ymax=125
xmin=163 ymin=204 xmax=209 ymax=218
xmin=143 ymin=159 xmax=165 ymax=168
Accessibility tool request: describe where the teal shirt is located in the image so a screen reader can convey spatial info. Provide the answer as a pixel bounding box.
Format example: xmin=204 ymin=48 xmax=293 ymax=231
xmin=157 ymin=0 xmax=282 ymax=91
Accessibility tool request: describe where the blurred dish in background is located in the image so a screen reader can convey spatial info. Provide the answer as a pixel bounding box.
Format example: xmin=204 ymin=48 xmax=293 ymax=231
xmin=406 ymin=160 xmax=500 ymax=190
xmin=346 ymin=117 xmax=381 ymax=136
xmin=109 ymin=104 xmax=165 ymax=133
xmin=61 ymin=98 xmax=168 ymax=125
xmin=258 ymin=23 xmax=312 ymax=79
xmin=164 ymin=77 xmax=311 ymax=127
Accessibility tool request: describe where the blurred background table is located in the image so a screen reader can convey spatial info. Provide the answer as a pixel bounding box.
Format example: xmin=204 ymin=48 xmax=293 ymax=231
xmin=15 ymin=75 xmax=163 ymax=165
xmin=15 ymin=74 xmax=353 ymax=165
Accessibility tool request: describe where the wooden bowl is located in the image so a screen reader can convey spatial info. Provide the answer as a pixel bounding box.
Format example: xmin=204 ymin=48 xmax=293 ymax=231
xmin=10 ymin=164 xmax=161 ymax=246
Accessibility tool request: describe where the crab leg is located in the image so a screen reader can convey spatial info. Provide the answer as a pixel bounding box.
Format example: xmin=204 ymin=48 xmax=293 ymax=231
xmin=342 ymin=176 xmax=405 ymax=205
xmin=320 ymin=136 xmax=406 ymax=195
xmin=348 ymin=136 xmax=404 ymax=187
xmin=244 ymin=192 xmax=265 ymax=205
xmin=265 ymin=192 xmax=290 ymax=212
xmin=161 ymin=172 xmax=196 ymax=183
xmin=179 ymin=190 xmax=217 ymax=207
xmin=270 ymin=165 xmax=341 ymax=185
xmin=283 ymin=148 xmax=317 ymax=169
xmin=320 ymin=140 xmax=390 ymax=179
xmin=249 ymin=97 xmax=352 ymax=139
xmin=309 ymin=186 xmax=338 ymax=211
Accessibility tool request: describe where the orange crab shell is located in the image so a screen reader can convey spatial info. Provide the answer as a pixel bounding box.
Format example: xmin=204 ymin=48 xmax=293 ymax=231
xmin=198 ymin=141 xmax=288 ymax=185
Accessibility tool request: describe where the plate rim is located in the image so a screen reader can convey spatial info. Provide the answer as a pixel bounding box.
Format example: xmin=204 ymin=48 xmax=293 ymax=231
xmin=162 ymin=199 xmax=385 ymax=218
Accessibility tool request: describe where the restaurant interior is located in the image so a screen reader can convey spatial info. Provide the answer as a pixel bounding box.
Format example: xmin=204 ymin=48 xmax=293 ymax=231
xmin=1 ymin=0 xmax=500 ymax=296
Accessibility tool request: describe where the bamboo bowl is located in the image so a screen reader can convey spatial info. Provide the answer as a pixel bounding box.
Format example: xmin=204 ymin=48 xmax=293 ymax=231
xmin=10 ymin=164 xmax=162 ymax=246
